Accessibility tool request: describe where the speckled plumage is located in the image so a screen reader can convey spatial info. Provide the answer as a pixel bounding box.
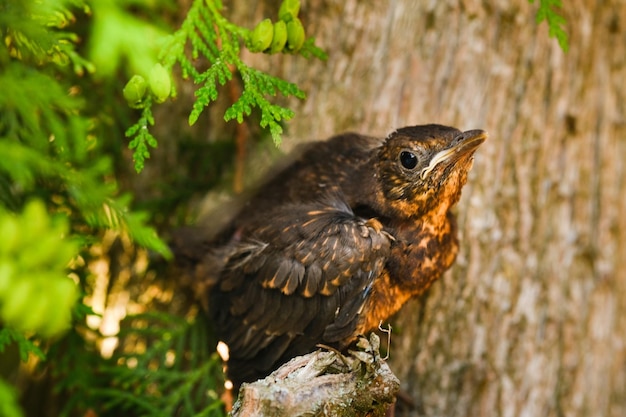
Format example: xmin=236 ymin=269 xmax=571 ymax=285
xmin=172 ymin=124 xmax=487 ymax=387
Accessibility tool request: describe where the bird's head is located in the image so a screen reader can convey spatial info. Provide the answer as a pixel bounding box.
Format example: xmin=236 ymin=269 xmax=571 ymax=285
xmin=374 ymin=124 xmax=487 ymax=219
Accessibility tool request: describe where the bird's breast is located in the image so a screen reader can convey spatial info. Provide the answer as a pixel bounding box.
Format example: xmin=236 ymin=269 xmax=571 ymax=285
xmin=353 ymin=215 xmax=459 ymax=336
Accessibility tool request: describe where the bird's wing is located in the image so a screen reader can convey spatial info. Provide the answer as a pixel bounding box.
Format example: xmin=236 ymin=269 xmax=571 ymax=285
xmin=210 ymin=196 xmax=392 ymax=369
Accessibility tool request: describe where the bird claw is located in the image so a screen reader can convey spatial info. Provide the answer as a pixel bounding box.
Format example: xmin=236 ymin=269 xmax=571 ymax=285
xmin=378 ymin=320 xmax=392 ymax=360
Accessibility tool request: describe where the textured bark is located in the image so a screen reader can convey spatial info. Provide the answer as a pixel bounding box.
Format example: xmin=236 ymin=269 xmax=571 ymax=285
xmin=218 ymin=1 xmax=626 ymax=416
xmin=231 ymin=335 xmax=399 ymax=417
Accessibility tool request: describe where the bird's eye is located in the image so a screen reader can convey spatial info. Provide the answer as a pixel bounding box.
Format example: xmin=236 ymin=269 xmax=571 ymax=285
xmin=399 ymin=151 xmax=418 ymax=170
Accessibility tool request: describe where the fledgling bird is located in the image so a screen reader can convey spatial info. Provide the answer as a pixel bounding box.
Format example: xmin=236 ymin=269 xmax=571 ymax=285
xmin=173 ymin=124 xmax=487 ymax=388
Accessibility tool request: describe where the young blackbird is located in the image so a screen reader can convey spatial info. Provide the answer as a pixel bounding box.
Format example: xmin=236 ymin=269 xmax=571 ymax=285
xmin=173 ymin=124 xmax=487 ymax=387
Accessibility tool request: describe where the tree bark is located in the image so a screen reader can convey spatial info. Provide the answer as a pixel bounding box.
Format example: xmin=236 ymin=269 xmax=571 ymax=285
xmin=219 ymin=1 xmax=626 ymax=416
xmin=231 ymin=335 xmax=399 ymax=417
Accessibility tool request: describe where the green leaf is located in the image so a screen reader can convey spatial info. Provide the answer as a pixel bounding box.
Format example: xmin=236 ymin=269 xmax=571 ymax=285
xmin=189 ymin=60 xmax=232 ymax=125
xmin=0 ymin=378 xmax=24 ymax=417
xmin=0 ymin=202 xmax=79 ymax=339
xmin=125 ymin=101 xmax=157 ymax=173
xmin=530 ymin=0 xmax=569 ymax=52
xmin=222 ymin=66 xmax=302 ymax=145
xmin=0 ymin=328 xmax=46 ymax=362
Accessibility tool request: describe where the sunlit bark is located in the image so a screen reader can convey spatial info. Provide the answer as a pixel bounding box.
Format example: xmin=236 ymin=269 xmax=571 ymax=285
xmin=223 ymin=1 xmax=626 ymax=416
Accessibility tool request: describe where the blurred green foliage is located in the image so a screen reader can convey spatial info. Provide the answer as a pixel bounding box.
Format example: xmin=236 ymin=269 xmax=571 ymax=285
xmin=48 ymin=313 xmax=225 ymax=417
xmin=0 ymin=378 xmax=23 ymax=417
xmin=92 ymin=313 xmax=224 ymax=416
xmin=0 ymin=0 xmax=225 ymax=415
xmin=0 ymin=201 xmax=78 ymax=338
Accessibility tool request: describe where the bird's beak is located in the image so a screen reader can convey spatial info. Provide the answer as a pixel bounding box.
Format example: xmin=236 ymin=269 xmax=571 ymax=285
xmin=420 ymin=130 xmax=488 ymax=179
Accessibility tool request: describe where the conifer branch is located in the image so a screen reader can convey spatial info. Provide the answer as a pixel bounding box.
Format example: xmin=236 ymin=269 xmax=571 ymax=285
xmin=530 ymin=0 xmax=569 ymax=51
xmin=124 ymin=0 xmax=326 ymax=171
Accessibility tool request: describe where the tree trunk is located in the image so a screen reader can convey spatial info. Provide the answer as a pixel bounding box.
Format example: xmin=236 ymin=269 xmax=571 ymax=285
xmin=221 ymin=0 xmax=626 ymax=416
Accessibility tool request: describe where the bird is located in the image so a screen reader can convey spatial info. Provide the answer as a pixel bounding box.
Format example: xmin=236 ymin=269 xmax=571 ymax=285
xmin=172 ymin=124 xmax=487 ymax=388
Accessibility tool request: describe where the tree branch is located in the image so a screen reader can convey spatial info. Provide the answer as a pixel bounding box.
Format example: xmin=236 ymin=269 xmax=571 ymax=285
xmin=231 ymin=334 xmax=399 ymax=417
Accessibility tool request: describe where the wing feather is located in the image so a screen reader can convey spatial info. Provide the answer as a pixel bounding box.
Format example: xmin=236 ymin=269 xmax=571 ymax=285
xmin=209 ymin=195 xmax=393 ymax=382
